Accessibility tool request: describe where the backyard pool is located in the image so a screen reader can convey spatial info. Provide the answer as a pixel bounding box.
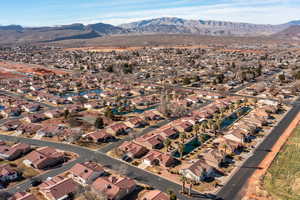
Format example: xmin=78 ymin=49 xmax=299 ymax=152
xmin=0 ymin=105 xmax=4 ymax=111
xmin=60 ymin=89 xmax=102 ymax=98
xmin=112 ymin=105 xmax=157 ymax=115
xmin=173 ymin=137 xmax=201 ymax=158
xmin=220 ymin=106 xmax=252 ymax=129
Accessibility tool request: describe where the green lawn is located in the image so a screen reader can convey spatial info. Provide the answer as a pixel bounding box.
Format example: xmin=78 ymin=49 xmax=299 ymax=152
xmin=263 ymin=126 xmax=300 ymax=200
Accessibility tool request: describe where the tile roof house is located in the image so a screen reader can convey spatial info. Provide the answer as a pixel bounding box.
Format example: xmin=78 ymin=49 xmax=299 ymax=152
xmin=0 ymin=143 xmax=31 ymax=161
xmin=159 ymin=127 xmax=179 ymax=139
xmin=84 ymin=130 xmax=115 ymax=143
xmin=91 ymin=176 xmax=136 ymax=200
xmin=39 ymin=176 xmax=78 ymax=200
xmin=180 ymin=159 xmax=216 ymax=182
xmin=68 ymin=161 xmax=105 ymax=186
xmin=223 ymin=128 xmax=249 ymax=143
xmin=106 ymin=123 xmax=132 ymax=136
xmin=0 ymin=120 xmax=22 ymax=131
xmin=44 ymin=109 xmax=64 ymax=119
xmin=143 ymin=110 xmax=164 ymax=121
xmin=9 ymin=192 xmax=37 ymax=200
xmin=143 ymin=150 xmax=176 ymax=167
xmin=125 ymin=116 xmax=148 ymax=128
xmin=199 ymin=148 xmax=225 ymax=169
xmin=15 ymin=123 xmax=43 ymax=136
xmin=0 ymin=164 xmax=19 ymax=183
xmin=118 ymin=141 xmax=148 ymax=159
xmin=23 ymin=147 xmax=65 ymax=169
xmin=139 ymin=190 xmax=169 ymax=200
xmin=135 ymin=133 xmax=165 ymax=149
xmin=173 ymin=121 xmax=193 ymax=133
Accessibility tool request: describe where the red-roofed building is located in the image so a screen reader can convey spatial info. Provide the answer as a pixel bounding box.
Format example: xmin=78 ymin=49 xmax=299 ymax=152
xmin=39 ymin=176 xmax=78 ymax=200
xmin=91 ymin=176 xmax=136 ymax=200
xmin=23 ymin=147 xmax=65 ymax=169
xmin=68 ymin=161 xmax=105 ymax=186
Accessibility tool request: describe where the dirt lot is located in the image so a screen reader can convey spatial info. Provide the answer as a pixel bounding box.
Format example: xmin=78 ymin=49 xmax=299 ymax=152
xmin=0 ymin=61 xmax=68 ymax=76
xmin=0 ymin=71 xmax=25 ymax=79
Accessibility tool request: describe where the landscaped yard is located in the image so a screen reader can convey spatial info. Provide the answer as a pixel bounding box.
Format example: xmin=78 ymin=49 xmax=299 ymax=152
xmin=263 ymin=126 xmax=300 ymax=200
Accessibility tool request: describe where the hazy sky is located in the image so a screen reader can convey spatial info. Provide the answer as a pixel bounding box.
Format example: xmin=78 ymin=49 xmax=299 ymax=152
xmin=0 ymin=0 xmax=299 ymax=26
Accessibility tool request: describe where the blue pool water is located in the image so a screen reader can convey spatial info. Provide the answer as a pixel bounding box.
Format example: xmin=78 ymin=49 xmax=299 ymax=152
xmin=220 ymin=106 xmax=252 ymax=129
xmin=173 ymin=137 xmax=201 ymax=158
xmin=112 ymin=105 xmax=157 ymax=115
xmin=0 ymin=105 xmax=4 ymax=111
xmin=60 ymin=89 xmax=102 ymax=98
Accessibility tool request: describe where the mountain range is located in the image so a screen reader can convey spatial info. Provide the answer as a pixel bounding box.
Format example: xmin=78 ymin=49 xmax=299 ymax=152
xmin=0 ymin=17 xmax=299 ymax=44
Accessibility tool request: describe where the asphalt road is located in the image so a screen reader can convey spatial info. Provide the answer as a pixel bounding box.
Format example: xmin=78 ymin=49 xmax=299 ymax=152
xmin=0 ymin=134 xmax=214 ymax=200
xmin=217 ymin=103 xmax=300 ymax=200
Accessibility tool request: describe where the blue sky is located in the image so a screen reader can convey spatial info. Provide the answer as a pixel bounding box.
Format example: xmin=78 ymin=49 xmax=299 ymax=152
xmin=0 ymin=0 xmax=299 ymax=26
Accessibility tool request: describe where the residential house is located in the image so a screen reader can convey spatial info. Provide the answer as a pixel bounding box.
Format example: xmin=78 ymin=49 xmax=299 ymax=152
xmin=143 ymin=150 xmax=176 ymax=167
xmin=144 ymin=110 xmax=163 ymax=121
xmin=135 ymin=133 xmax=165 ymax=149
xmin=0 ymin=120 xmax=22 ymax=131
xmin=84 ymin=130 xmax=115 ymax=143
xmin=139 ymin=190 xmax=169 ymax=200
xmin=68 ymin=161 xmax=105 ymax=186
xmin=0 ymin=164 xmax=19 ymax=183
xmin=180 ymin=159 xmax=216 ymax=182
xmin=106 ymin=123 xmax=132 ymax=136
xmin=39 ymin=176 xmax=78 ymax=200
xmin=23 ymin=147 xmax=65 ymax=169
xmin=91 ymin=176 xmax=136 ymax=200
xmin=199 ymin=148 xmax=225 ymax=169
xmin=118 ymin=141 xmax=148 ymax=159
xmin=0 ymin=143 xmax=31 ymax=161
xmin=125 ymin=116 xmax=148 ymax=128
xmin=159 ymin=127 xmax=179 ymax=139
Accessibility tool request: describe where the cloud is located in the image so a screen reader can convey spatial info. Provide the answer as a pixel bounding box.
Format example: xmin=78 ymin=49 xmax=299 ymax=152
xmin=75 ymin=1 xmax=300 ymax=25
xmin=1 ymin=0 xmax=299 ymax=26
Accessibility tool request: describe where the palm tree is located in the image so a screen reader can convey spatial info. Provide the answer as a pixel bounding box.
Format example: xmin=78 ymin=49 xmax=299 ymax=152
xmin=164 ymin=138 xmax=171 ymax=152
xmin=187 ymin=179 xmax=193 ymax=196
xmin=193 ymin=124 xmax=200 ymax=137
xmin=207 ymin=119 xmax=213 ymax=130
xmin=216 ymin=119 xmax=222 ymax=131
xmin=200 ymin=122 xmax=206 ymax=133
xmin=178 ymin=143 xmax=184 ymax=160
xmin=167 ymin=189 xmax=177 ymax=200
xmin=223 ymin=144 xmax=228 ymax=155
xmin=179 ymin=132 xmax=186 ymax=143
xmin=180 ymin=175 xmax=187 ymax=194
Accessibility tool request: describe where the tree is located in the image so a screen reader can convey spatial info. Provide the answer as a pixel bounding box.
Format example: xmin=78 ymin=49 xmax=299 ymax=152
xmin=64 ymin=109 xmax=70 ymax=119
xmin=94 ymin=117 xmax=104 ymax=129
xmin=179 ymin=132 xmax=186 ymax=143
xmin=167 ymin=189 xmax=177 ymax=200
xmin=178 ymin=143 xmax=184 ymax=160
xmin=188 ymin=179 xmax=193 ymax=196
xmin=278 ymin=73 xmax=285 ymax=83
xmin=223 ymin=144 xmax=228 ymax=155
xmin=164 ymin=138 xmax=171 ymax=151
xmin=180 ymin=175 xmax=188 ymax=194
xmin=104 ymin=107 xmax=114 ymax=120
xmin=183 ymin=77 xmax=191 ymax=85
xmin=193 ymin=124 xmax=199 ymax=137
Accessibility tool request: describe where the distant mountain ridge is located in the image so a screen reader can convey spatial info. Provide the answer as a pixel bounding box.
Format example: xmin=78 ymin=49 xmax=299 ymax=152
xmin=120 ymin=17 xmax=295 ymax=36
xmin=273 ymin=25 xmax=300 ymax=40
xmin=0 ymin=17 xmax=299 ymax=44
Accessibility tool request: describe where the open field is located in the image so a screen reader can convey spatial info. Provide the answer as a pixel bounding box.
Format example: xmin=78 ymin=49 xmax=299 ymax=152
xmin=0 ymin=61 xmax=68 ymax=76
xmin=52 ymin=34 xmax=292 ymax=48
xmin=263 ymin=126 xmax=300 ymax=200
